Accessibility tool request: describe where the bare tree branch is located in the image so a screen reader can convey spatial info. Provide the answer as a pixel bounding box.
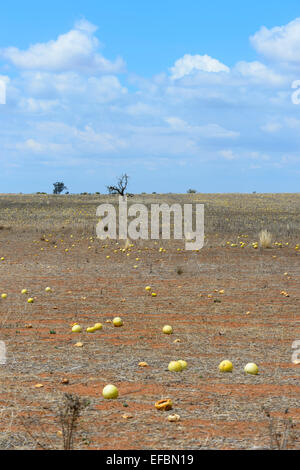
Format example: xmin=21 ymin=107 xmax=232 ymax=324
xmin=107 ymin=174 xmax=129 ymax=196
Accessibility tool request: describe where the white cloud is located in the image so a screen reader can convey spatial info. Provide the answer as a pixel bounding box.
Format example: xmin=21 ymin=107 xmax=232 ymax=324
xmin=261 ymin=122 xmax=282 ymax=133
xmin=250 ymin=17 xmax=300 ymax=64
xmin=219 ymin=149 xmax=237 ymax=160
xmin=18 ymin=97 xmax=60 ymax=112
xmin=234 ymin=61 xmax=286 ymax=85
xmin=165 ymin=117 xmax=239 ymax=139
xmin=170 ymin=54 xmax=229 ymax=79
xmin=248 ymin=151 xmax=271 ymax=161
xmin=76 ymin=125 xmax=127 ymax=152
xmin=125 ymin=102 xmax=160 ymax=116
xmin=1 ymin=20 xmax=125 ymax=73
xmin=11 ymin=123 xmax=127 ymax=159
xmin=18 ymin=71 xmax=127 ymax=103
xmin=87 ymin=76 xmax=127 ymax=102
xmin=74 ymin=18 xmax=98 ymax=34
xmin=219 ymin=149 xmax=271 ymax=162
xmin=165 ymin=117 xmax=188 ymax=130
xmin=15 ymin=138 xmax=44 ymax=153
xmin=0 ymin=75 xmax=10 ymax=84
xmin=2 ymin=18 xmax=300 ymax=183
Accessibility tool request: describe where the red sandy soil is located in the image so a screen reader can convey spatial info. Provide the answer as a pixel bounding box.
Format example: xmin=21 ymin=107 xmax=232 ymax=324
xmin=0 ymin=233 xmax=299 ymax=449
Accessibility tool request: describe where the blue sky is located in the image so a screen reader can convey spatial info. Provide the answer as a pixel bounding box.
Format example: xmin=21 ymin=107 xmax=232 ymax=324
xmin=0 ymin=1 xmax=300 ymax=193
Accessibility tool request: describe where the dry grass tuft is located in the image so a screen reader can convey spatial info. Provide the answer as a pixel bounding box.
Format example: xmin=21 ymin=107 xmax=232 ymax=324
xmin=259 ymin=230 xmax=273 ymax=248
xmin=262 ymin=407 xmax=297 ymax=450
xmin=58 ymin=393 xmax=89 ymax=450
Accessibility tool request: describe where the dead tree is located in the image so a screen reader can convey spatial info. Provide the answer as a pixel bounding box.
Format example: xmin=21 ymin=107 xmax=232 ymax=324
xmin=107 ymin=174 xmax=131 ymax=196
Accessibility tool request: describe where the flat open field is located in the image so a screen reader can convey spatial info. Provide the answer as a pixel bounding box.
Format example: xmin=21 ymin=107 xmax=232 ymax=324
xmin=0 ymin=193 xmax=299 ymax=450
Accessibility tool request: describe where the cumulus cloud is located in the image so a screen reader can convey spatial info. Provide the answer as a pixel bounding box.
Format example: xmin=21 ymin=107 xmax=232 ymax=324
xmin=19 ymin=71 xmax=127 ymax=103
xmin=170 ymin=54 xmax=229 ymax=79
xmin=165 ymin=117 xmax=239 ymax=138
xmin=10 ymin=123 xmax=127 ymax=162
xmin=234 ymin=61 xmax=286 ymax=85
xmin=1 ymin=19 xmax=125 ymax=73
xmin=18 ymin=97 xmax=60 ymax=113
xmin=76 ymin=125 xmax=127 ymax=153
xmin=1 ymin=18 xmax=300 ymax=187
xmin=250 ymin=17 xmax=300 ymax=64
